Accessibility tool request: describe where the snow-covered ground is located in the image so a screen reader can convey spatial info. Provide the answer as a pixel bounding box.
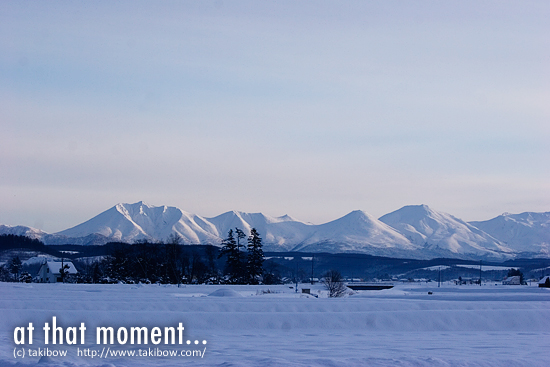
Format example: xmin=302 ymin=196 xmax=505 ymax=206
xmin=455 ymin=264 xmax=510 ymax=271
xmin=1 ymin=282 xmax=549 ymax=366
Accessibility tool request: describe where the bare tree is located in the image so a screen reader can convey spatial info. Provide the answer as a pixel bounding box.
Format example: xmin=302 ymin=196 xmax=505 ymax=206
xmin=322 ymin=270 xmax=347 ymax=298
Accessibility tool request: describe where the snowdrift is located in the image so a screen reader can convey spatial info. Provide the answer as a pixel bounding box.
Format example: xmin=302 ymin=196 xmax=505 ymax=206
xmin=1 ymin=283 xmax=549 ymax=367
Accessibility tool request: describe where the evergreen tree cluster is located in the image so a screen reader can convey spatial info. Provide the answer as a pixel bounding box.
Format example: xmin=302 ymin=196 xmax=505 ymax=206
xmin=0 ymin=234 xmax=50 ymax=251
xmin=218 ymin=227 xmax=265 ymax=284
xmin=0 ymin=256 xmax=33 ymax=283
xmin=78 ymin=229 xmax=265 ymax=285
xmin=87 ymin=238 xmax=219 ymax=284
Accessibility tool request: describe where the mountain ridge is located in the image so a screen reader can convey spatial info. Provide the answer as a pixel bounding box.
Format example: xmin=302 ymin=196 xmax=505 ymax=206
xmin=379 ymin=205 xmax=514 ymax=258
xmin=470 ymin=212 xmax=550 ymax=256
xmin=1 ymin=202 xmax=548 ymax=260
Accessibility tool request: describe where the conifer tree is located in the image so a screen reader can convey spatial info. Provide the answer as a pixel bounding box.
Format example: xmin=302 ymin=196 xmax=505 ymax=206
xmin=234 ymin=228 xmax=246 ymax=265
xmin=59 ymin=262 xmax=70 ymax=283
xmin=9 ymin=256 xmax=22 ymax=282
xmin=218 ymin=229 xmax=241 ymax=283
xmin=234 ymin=228 xmax=248 ymax=283
xmin=247 ymin=228 xmax=264 ymax=284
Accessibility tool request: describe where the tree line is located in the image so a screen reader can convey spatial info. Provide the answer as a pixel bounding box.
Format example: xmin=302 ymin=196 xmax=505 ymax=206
xmin=0 ymin=229 xmax=270 ymax=285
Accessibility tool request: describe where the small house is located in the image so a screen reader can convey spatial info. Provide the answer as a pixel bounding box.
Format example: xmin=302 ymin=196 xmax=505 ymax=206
xmin=38 ymin=261 xmax=78 ymax=283
xmin=538 ymin=276 xmax=550 ymax=288
xmin=502 ymin=275 xmax=521 ymax=285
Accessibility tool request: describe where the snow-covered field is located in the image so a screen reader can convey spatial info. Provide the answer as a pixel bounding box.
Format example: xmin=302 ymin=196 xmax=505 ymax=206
xmin=1 ymin=282 xmax=549 ymax=367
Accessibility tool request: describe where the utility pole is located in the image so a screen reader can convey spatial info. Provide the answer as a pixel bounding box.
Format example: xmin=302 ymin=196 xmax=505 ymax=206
xmin=295 ymin=258 xmax=298 ymax=293
xmin=311 ymin=254 xmax=314 ymax=285
xmin=438 ymin=266 xmax=441 ymax=288
xmin=479 ymin=260 xmax=482 ymax=286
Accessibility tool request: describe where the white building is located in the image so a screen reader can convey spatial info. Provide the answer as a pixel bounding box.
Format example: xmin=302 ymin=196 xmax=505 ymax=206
xmin=502 ymin=275 xmax=521 ymax=285
xmin=37 ymin=261 xmax=78 ymax=283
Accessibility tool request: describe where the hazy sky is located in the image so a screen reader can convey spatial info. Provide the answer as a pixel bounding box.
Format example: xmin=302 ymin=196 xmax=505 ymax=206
xmin=1 ymin=1 xmax=549 ymax=232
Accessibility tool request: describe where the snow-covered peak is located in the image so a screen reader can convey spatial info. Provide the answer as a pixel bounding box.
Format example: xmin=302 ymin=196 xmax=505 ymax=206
xmin=321 ymin=210 xmax=388 ymax=231
xmin=293 ymin=210 xmax=420 ymax=254
xmin=380 ymin=205 xmax=513 ymax=258
xmin=277 ymin=214 xmax=297 ymax=222
xmin=0 ymin=224 xmax=47 ymax=239
xmin=380 ymin=204 xmax=442 ymax=222
xmin=58 ymin=202 xmax=224 ymax=244
xmin=342 ymin=209 xmax=374 ymax=218
xmin=470 ymin=212 xmax=550 ymax=254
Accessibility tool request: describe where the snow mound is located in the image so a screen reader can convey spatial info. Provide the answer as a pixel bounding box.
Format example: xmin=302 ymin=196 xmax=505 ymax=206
xmin=208 ymin=288 xmax=243 ymax=297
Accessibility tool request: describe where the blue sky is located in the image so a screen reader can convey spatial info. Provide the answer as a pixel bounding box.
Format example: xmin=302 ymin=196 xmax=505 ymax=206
xmin=1 ymin=1 xmax=549 ymax=232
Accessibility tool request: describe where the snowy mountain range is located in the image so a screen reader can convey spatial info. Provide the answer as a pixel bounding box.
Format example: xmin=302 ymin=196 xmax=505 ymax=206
xmin=1 ymin=202 xmax=548 ymax=260
xmin=470 ymin=212 xmax=550 ymax=256
xmin=379 ymin=205 xmax=514 ymax=258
